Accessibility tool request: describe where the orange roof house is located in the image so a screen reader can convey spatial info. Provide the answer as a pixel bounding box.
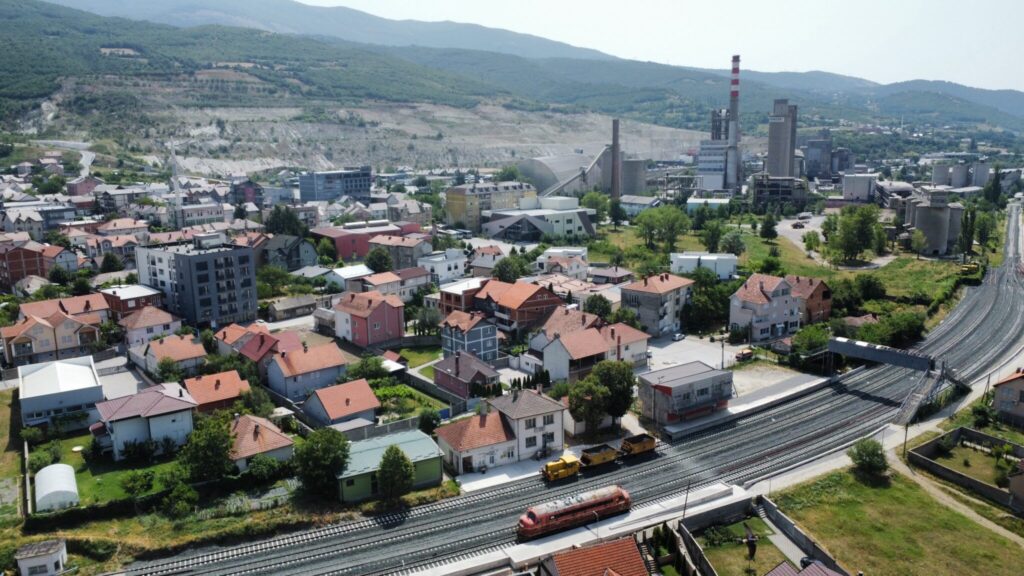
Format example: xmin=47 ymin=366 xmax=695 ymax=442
xmin=184 ymin=370 xmax=251 ymax=413
xmin=303 ymin=378 xmax=380 ymax=426
xmin=230 ymin=414 xmax=294 ymax=471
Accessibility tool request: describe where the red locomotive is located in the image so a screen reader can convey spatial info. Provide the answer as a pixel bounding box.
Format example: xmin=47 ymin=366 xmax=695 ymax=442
xmin=516 ymin=485 xmax=632 ymax=540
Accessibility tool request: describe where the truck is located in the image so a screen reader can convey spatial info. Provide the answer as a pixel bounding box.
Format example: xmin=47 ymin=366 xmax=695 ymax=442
xmin=618 ymin=434 xmax=657 ymax=457
xmin=541 ymin=454 xmax=580 ymax=481
xmin=580 ymin=444 xmax=618 ymax=467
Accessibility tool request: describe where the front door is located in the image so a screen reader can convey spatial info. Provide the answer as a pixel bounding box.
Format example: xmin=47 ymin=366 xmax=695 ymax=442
xmin=462 ymin=455 xmax=473 ymax=473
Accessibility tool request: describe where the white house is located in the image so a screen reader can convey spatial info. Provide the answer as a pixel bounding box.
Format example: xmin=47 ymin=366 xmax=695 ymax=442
xmin=326 ymin=264 xmax=375 ymax=292
xmin=15 ymin=539 xmax=68 ymax=576
xmin=119 ymin=306 xmax=181 ymax=347
xmin=34 ymin=464 xmax=79 ymax=512
xmin=418 ymin=249 xmax=467 ymax=285
xmin=541 ymin=323 xmax=649 ymax=383
xmin=670 ymin=252 xmax=738 ymax=280
xmin=489 ymin=389 xmax=564 ymax=459
xmin=729 ymin=273 xmax=800 ymax=342
xmin=230 ymin=414 xmax=294 ymax=472
xmin=93 ymin=383 xmax=196 ymax=461
xmin=435 ymin=411 xmax=517 ymax=475
xmin=141 ymin=335 xmax=207 ymax=377
xmin=266 ymin=342 xmax=348 ymax=401
xmin=19 ymin=356 xmax=104 ymax=429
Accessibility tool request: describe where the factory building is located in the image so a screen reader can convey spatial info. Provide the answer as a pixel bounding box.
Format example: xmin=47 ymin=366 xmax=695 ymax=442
xmin=896 ymin=187 xmax=964 ymax=256
xmin=696 ymin=56 xmax=743 ymax=193
xmin=445 ymin=181 xmax=537 ymax=232
xmin=766 ymin=99 xmax=798 ymax=178
xmin=842 ymin=174 xmax=878 ymax=202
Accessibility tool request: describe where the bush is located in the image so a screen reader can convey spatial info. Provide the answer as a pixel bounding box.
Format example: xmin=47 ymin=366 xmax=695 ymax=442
xmin=46 ymin=440 xmax=62 ymax=464
xmin=245 ymin=455 xmax=281 ymax=485
xmin=20 ymin=426 xmax=44 ymax=446
xmin=121 ymin=439 xmax=156 ymax=463
xmin=81 ymin=437 xmax=101 ymax=465
xmin=163 ymin=482 xmax=198 ymax=518
xmin=28 ymin=451 xmax=53 ymax=473
xmin=847 ymin=438 xmax=887 ymax=475
xmin=418 ymin=408 xmax=441 ymax=435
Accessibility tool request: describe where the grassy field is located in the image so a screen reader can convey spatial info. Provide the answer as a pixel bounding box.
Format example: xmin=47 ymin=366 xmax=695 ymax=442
xmin=398 ymin=347 xmax=441 ymax=368
xmin=699 ymin=517 xmax=789 ymax=576
xmin=868 ymin=257 xmax=960 ymax=300
xmin=941 ymin=398 xmax=1024 ymax=446
xmin=0 ymin=390 xmax=20 ymax=481
xmin=379 ymin=384 xmax=446 ymax=422
xmin=775 ymin=469 xmax=1020 ymax=576
xmin=934 ymin=445 xmax=1005 ymax=486
xmin=50 ymin=434 xmax=176 ymax=505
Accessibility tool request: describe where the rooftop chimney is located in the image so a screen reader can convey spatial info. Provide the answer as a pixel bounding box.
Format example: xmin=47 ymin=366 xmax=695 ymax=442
xmin=178 ymin=387 xmax=183 ymax=397
xmin=215 ymin=379 xmax=220 ymax=389
xmin=345 ymin=398 xmax=350 ymax=406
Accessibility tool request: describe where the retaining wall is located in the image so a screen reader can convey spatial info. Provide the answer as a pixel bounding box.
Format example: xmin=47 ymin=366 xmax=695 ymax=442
xmin=909 ymin=427 xmax=1020 ymax=510
xmin=760 ymin=496 xmax=850 ymax=576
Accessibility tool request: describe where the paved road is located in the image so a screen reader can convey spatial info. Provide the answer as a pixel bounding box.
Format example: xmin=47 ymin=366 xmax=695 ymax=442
xmin=127 ymin=206 xmax=1024 ymax=576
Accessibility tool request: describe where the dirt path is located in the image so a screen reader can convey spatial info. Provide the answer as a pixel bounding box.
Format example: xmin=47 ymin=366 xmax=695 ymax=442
xmin=889 ymin=449 xmax=1024 ymax=548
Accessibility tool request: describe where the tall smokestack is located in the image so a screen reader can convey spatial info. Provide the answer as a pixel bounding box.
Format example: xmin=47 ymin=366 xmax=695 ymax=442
xmin=728 ymin=55 xmax=740 ymax=146
xmin=611 ymin=118 xmax=621 ymax=202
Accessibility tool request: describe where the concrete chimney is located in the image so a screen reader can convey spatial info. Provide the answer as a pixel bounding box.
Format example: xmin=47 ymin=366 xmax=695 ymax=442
xmin=611 ymin=118 xmax=621 ymax=202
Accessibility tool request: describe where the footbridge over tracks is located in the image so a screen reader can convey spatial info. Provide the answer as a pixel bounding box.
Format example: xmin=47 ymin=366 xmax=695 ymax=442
xmin=828 ymin=337 xmax=934 ymax=371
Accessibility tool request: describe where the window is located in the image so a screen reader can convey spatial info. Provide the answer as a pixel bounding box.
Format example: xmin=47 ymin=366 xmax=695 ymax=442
xmin=697 ymin=388 xmax=709 ymax=397
xmin=542 ymin=432 xmax=554 ymax=444
xmin=146 ymin=327 xmax=155 ymax=334
xmin=1019 ymin=390 xmax=1024 ymax=403
xmin=525 ymin=418 xmax=536 ymax=429
xmin=28 ymin=565 xmax=48 ymax=576
xmin=346 ymin=478 xmax=354 ymax=486
xmin=543 ymin=414 xmax=554 ymax=426
xmin=525 ymin=436 xmax=537 ymax=448
xmin=373 ymin=322 xmax=380 ymax=330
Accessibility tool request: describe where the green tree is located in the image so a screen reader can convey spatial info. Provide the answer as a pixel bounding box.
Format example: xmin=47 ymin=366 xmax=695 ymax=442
xmin=119 ymin=469 xmax=154 ymax=511
xmin=295 ymin=428 xmax=350 ymax=498
xmin=802 ymin=230 xmax=821 ymax=255
xmin=365 ymin=247 xmax=393 ymax=273
xmin=236 ymin=387 xmax=275 ymax=418
xmin=569 ymin=377 xmax=609 ymax=436
xmin=958 ymin=205 xmax=976 ymax=261
xmin=608 ymin=307 xmax=640 ymax=329
xmin=347 ymin=356 xmax=391 ymax=382
xmin=983 ymin=164 xmax=1002 ymax=204
xmin=910 ymin=229 xmax=927 ymax=258
xmin=418 ymin=407 xmax=441 ymax=435
xmin=975 ymin=212 xmax=995 ymax=252
xmin=656 ymin=206 xmax=690 ymax=252
xmin=792 ymin=324 xmax=829 ymax=355
xmin=720 ymin=230 xmax=746 ymax=256
xmin=495 ymin=165 xmax=520 ymax=182
xmin=493 ymin=256 xmax=529 ymax=282
xmin=760 ymin=213 xmax=777 ymax=240
xmin=163 ymin=481 xmax=198 ymax=519
xmin=316 ymin=237 xmax=337 ymax=262
xmin=156 ymin=357 xmax=183 ymax=383
xmin=847 ymin=438 xmax=887 ymax=475
xmin=580 ymin=191 xmax=609 ymax=224
xmin=234 ymin=203 xmax=247 ymax=219
xmin=377 ymin=444 xmax=415 ymax=503
xmin=583 ymin=294 xmax=612 ymax=320
xmin=821 ymin=213 xmax=840 ymax=240
xmin=609 ymin=199 xmax=626 ymax=230
xmin=47 ymin=266 xmax=70 ymax=285
xmin=178 ymin=415 xmax=234 ymax=482
xmin=200 ymin=328 xmax=216 ymax=353
xmin=245 ymin=454 xmax=281 ymax=484
xmin=100 ymin=252 xmax=125 ymax=273
xmin=633 ymin=209 xmax=659 ymax=249
xmin=589 ymin=361 xmax=635 ymax=428
xmin=701 ymin=220 xmax=723 ymax=253
xmin=71 ymin=277 xmax=91 ymax=296
xmin=264 ymin=205 xmax=307 ymax=236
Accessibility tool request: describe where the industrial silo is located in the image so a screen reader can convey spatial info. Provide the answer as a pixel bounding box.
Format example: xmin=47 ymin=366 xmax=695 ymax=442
xmin=931 ymin=163 xmax=949 ymax=186
xmin=950 ymin=163 xmax=969 ymax=188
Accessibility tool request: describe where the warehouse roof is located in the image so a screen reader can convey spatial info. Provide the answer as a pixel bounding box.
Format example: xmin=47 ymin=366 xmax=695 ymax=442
xmin=338 ymin=430 xmax=442 ymax=479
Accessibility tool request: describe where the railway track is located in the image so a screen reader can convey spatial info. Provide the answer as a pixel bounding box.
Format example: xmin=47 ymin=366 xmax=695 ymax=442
xmin=128 ymin=205 xmax=1024 ymax=576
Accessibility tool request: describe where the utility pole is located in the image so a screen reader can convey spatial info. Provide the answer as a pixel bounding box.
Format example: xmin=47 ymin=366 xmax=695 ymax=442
xmin=721 ymin=339 xmax=725 ymax=369
xmin=902 ymin=422 xmax=909 ymax=458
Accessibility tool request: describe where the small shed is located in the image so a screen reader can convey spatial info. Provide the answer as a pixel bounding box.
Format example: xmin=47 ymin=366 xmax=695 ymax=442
xmin=34 ymin=464 xmax=79 ymax=512
xmin=15 ymin=539 xmax=68 ymax=576
xmin=336 ymin=430 xmax=442 ymax=502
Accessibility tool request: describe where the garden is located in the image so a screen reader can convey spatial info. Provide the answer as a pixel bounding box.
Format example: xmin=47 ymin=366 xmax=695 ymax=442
xmin=698 ymin=517 xmax=788 ymax=576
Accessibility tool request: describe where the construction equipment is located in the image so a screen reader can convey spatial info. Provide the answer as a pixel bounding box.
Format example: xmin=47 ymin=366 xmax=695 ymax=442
xmin=541 ymin=454 xmax=580 ymax=481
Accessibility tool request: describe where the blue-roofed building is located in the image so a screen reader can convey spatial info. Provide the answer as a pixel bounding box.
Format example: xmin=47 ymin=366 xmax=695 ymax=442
xmin=336 ymin=430 xmax=443 ymax=502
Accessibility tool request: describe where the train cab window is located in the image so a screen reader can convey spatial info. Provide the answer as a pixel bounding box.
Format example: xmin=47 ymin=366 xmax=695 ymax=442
xmin=527 ymin=511 xmax=537 ymax=522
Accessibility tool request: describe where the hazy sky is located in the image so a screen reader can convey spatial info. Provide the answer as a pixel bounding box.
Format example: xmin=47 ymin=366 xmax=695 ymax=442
xmin=298 ymin=0 xmax=1024 ymax=91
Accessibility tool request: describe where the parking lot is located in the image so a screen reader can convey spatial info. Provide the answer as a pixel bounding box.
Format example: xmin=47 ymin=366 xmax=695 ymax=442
xmin=642 ymin=334 xmax=746 ymax=372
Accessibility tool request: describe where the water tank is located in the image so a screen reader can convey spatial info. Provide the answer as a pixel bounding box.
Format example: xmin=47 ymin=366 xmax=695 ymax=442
xmin=950 ymin=164 xmax=969 ymax=188
xmin=931 ymin=163 xmax=949 ymax=185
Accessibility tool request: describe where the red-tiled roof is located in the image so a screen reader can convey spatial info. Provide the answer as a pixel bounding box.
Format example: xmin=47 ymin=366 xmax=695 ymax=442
xmin=622 ymin=273 xmax=694 ymax=295
xmin=310 ymin=378 xmax=380 ymax=421
xmin=20 ymin=294 xmax=109 ymax=318
xmin=333 ymin=290 xmax=404 ymax=318
xmin=785 ymin=275 xmax=827 ymax=300
xmin=551 ymin=537 xmax=648 ymax=576
xmin=496 ymin=282 xmax=546 ymax=309
xmin=119 ymin=306 xmax=178 ymax=330
xmin=369 ymin=234 xmax=424 ymax=248
xmin=540 ymin=306 xmax=601 ymax=339
xmin=395 ymin=266 xmax=429 ymax=280
xmin=995 ymin=369 xmax=1024 ymax=388
xmin=230 ymin=415 xmax=293 ymax=460
xmin=216 ymin=323 xmax=270 ymax=346
xmin=272 ymin=342 xmax=347 ymax=377
xmin=362 ymin=271 xmax=401 ymax=286
xmin=98 ymin=218 xmax=147 ymax=232
xmin=183 ymin=370 xmax=251 ymax=407
xmin=442 ymin=310 xmax=487 ymax=333
xmin=556 ymin=322 xmax=648 ymax=360
xmin=39 ymin=245 xmax=67 ymax=258
xmin=733 ymin=273 xmax=788 ymax=305
xmin=473 ymin=245 xmax=504 ymax=256
xmin=475 ymin=279 xmax=513 ymax=302
xmin=435 ymin=412 xmax=514 ymax=452
xmin=146 ymin=335 xmax=206 ymax=363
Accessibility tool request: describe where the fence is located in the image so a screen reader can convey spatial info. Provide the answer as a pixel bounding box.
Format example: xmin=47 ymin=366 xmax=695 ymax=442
xmin=370 ymin=335 xmax=441 ymax=352
xmin=341 ymin=417 xmax=420 ymax=441
xmin=676 ymin=520 xmax=719 ymax=576
xmin=759 ymin=496 xmax=849 ymax=575
xmin=404 ymin=370 xmax=466 ymax=416
xmin=909 ymin=427 xmax=1021 ymax=511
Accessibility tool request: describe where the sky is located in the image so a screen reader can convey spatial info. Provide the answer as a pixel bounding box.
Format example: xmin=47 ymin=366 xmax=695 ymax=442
xmin=298 ymin=0 xmax=1024 ymax=91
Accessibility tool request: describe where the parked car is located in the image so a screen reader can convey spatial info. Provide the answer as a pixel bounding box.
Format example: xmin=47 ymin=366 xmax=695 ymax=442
xmin=792 ymin=222 xmax=805 ymax=229
xmin=735 ymin=348 xmax=754 ymax=361
xmin=672 ymin=333 xmax=685 ymax=341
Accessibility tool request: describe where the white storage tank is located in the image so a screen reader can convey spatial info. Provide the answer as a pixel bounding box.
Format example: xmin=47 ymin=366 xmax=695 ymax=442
xmin=34 ymin=464 xmax=79 ymax=512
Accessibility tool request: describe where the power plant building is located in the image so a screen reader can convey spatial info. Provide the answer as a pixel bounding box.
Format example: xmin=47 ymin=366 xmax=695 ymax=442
xmin=766 ymin=99 xmax=798 ymax=178
xmin=697 ymin=56 xmax=743 ymax=193
xmin=842 ymin=174 xmax=878 ymax=202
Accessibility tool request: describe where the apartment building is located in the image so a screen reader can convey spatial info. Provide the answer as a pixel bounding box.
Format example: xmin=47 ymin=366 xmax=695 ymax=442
xmin=620 ymin=273 xmax=694 ymax=337
xmin=729 ymin=273 xmax=800 ymax=342
xmin=445 ymin=181 xmax=537 ymax=232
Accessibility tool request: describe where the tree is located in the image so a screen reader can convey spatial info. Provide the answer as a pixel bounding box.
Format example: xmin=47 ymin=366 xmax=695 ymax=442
xmin=958 ymin=205 xmax=976 ymax=261
xmin=569 ymin=377 xmax=609 ymax=436
xmin=316 ymin=237 xmax=337 ymax=262
xmin=847 ymin=438 xmax=887 ymax=476
xmin=792 ymin=324 xmax=829 ymax=356
xmin=200 ymin=328 xmax=216 ymax=353
xmin=237 ymin=387 xmax=275 ymax=418
xmin=580 ymin=191 xmax=609 ymax=225
xmin=100 ymin=253 xmax=125 ymax=273
xmin=802 ymin=230 xmax=821 ymax=255
xmin=264 ymin=205 xmax=307 ymax=236
xmin=583 ymin=294 xmax=612 ymax=320
xmin=295 ymin=428 xmax=350 ymax=498
xmin=608 ymin=307 xmax=640 ymax=329
xmin=365 ymin=247 xmax=393 ymax=273
xmin=418 ymin=408 xmax=441 ymax=435
xmin=589 ymin=361 xmax=635 ymax=427
xmin=71 ymin=277 xmax=91 ymax=296
xmin=609 ymin=199 xmax=626 ymax=230
xmin=656 ymin=206 xmax=690 ymax=252
xmin=821 ymin=213 xmax=839 ymax=240
xmin=47 ymin=266 xmax=70 ymax=285
xmin=347 ymin=356 xmax=391 ymax=382
xmin=910 ymin=229 xmax=927 ymax=258
xmin=178 ymin=415 xmax=234 ymax=482
xmin=701 ymin=220 xmax=723 ymax=253
xmin=163 ymin=480 xmax=198 ymax=519
xmin=633 ymin=209 xmax=659 ymax=249
xmin=120 ymin=470 xmax=154 ymax=511
xmin=721 ymin=230 xmax=746 ymax=256
xmin=156 ymin=357 xmax=183 ymax=383
xmin=245 ymin=454 xmax=281 ymax=484
xmin=760 ymin=213 xmax=777 ymax=240
xmin=983 ymin=164 xmax=1002 ymax=204
xmin=493 ymin=256 xmax=529 ymax=282
xmin=377 ymin=444 xmax=415 ymax=503
xmin=495 ymin=165 xmax=520 ymax=182
xmin=976 ymin=212 xmax=995 ymax=252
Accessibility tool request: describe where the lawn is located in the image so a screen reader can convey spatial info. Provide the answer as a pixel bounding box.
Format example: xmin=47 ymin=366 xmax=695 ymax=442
xmin=0 ymin=390 xmax=20 ymax=481
xmin=420 ymin=365 xmax=435 ymax=379
xmin=934 ymin=445 xmax=1006 ymax=486
xmin=867 ymin=256 xmax=960 ymax=300
xmin=941 ymin=398 xmax=1024 ymax=446
xmin=48 ymin=434 xmax=177 ymax=505
xmin=398 ymin=346 xmax=441 ymax=368
xmin=699 ymin=517 xmax=789 ymax=576
xmin=775 ymin=469 xmax=1020 ymax=576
